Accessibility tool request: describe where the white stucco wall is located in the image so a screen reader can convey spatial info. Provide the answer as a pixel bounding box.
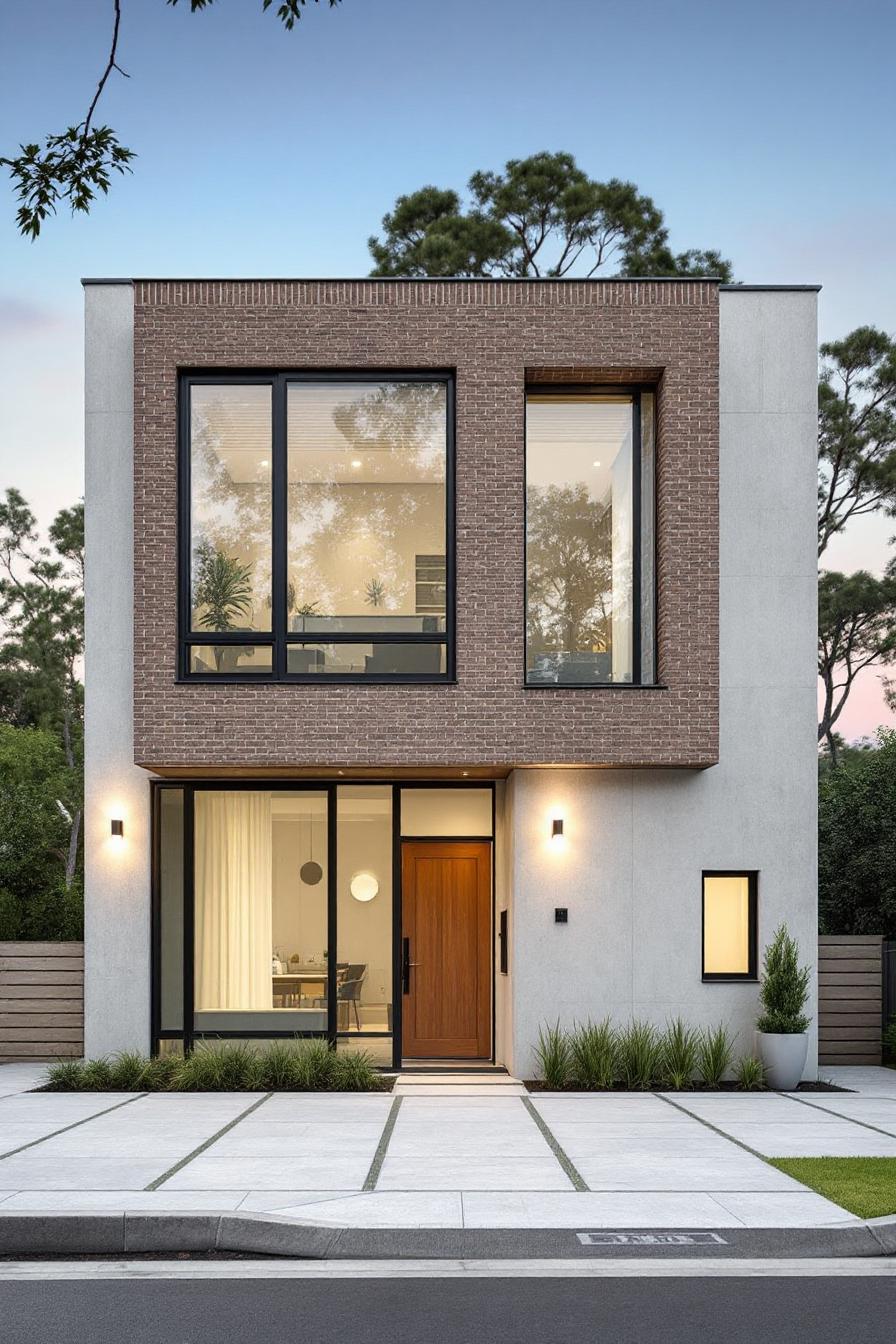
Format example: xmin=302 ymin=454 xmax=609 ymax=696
xmin=509 ymin=289 xmax=819 ymax=1079
xmin=83 ymin=281 xmax=152 ymax=1056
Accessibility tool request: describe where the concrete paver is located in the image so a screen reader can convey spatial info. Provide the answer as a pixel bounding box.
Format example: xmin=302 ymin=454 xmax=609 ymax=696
xmin=1 ymin=1065 xmax=893 ymax=1228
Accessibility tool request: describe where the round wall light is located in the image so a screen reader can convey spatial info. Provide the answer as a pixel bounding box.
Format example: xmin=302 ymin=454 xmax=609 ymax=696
xmin=350 ymin=871 xmax=379 ymax=903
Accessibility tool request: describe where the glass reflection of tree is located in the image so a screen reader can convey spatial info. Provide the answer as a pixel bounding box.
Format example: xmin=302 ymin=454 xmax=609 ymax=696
xmin=289 ymin=383 xmax=446 ymax=623
xmin=190 ymin=400 xmax=271 ymax=631
xmin=527 ymin=483 xmax=613 ymax=659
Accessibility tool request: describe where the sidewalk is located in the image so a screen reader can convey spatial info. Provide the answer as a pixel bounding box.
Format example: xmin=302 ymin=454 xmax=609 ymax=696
xmin=1 ymin=1065 xmax=895 ymax=1231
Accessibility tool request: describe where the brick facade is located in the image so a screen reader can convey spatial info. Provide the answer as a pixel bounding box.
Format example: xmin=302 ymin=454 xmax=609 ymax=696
xmin=132 ymin=279 xmax=719 ymax=772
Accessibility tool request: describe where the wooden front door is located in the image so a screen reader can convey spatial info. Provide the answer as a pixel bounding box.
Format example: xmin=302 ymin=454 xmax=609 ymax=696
xmin=401 ymin=841 xmax=491 ymax=1059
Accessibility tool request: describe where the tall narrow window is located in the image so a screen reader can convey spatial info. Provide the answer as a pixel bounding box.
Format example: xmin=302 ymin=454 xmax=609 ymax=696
xmin=525 ymin=390 xmax=653 ymax=685
xmin=188 ymin=384 xmax=273 ymax=674
xmin=181 ymin=374 xmax=452 ymax=680
xmin=702 ymin=872 xmax=757 ymax=980
xmin=336 ymin=786 xmax=393 ymax=1051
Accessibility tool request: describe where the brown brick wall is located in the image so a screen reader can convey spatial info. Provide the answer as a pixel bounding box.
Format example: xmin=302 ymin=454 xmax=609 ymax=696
xmin=132 ymin=279 xmax=719 ymax=771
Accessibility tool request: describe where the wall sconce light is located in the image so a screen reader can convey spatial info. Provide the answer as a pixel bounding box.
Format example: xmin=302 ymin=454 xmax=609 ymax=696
xmin=551 ymin=817 xmax=564 ymax=841
xmin=110 ymin=819 xmax=124 ymax=838
xmin=350 ymin=871 xmax=379 ymax=903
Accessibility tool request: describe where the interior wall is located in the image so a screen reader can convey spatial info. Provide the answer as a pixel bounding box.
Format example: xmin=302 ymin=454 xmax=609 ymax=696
xmin=336 ymin=806 xmax=393 ymax=1010
xmin=400 ymin=788 xmax=493 ymax=836
xmin=271 ymin=816 xmax=328 ymax=965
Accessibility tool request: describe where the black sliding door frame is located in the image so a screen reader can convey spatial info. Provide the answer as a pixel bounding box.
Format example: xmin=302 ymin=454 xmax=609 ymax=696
xmin=150 ymin=778 xmax=497 ymax=1069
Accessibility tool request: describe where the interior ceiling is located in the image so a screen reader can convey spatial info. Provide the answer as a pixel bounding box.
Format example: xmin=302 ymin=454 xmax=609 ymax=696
xmin=526 ymin=399 xmax=632 ymax=498
xmin=191 ymin=382 xmax=446 ymax=486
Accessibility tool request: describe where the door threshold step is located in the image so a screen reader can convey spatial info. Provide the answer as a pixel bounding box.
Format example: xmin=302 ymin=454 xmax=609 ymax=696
xmin=399 ymin=1064 xmax=509 ymax=1075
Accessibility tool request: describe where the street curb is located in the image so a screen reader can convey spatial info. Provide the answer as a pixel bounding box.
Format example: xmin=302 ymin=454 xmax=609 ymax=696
xmin=0 ymin=1213 xmax=340 ymax=1259
xmin=0 ymin=1213 xmax=894 ymax=1260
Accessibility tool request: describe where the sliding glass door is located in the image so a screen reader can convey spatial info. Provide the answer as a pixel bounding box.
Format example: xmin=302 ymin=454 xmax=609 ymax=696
xmin=152 ymin=781 xmax=495 ymax=1065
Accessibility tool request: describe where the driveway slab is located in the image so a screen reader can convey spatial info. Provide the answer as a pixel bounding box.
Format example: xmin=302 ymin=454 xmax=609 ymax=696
xmin=1 ymin=1063 xmax=892 ymax=1230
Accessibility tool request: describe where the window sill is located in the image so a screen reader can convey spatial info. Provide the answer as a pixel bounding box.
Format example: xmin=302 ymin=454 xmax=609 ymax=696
xmin=524 ymin=682 xmax=669 ymax=691
xmin=176 ymin=675 xmax=457 ymax=687
xmin=702 ymin=975 xmax=759 ymax=984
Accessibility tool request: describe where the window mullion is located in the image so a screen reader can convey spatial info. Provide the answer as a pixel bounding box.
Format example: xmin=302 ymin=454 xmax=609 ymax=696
xmin=272 ymin=374 xmax=287 ymax=679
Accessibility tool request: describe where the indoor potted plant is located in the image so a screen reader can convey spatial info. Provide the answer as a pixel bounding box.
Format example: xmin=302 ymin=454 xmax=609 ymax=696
xmin=756 ymin=923 xmax=812 ymax=1089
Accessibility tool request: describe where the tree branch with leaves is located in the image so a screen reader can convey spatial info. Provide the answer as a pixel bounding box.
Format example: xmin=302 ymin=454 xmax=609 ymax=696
xmin=1 ymin=0 xmax=342 ymax=238
xmin=817 ymin=564 xmax=896 ymax=764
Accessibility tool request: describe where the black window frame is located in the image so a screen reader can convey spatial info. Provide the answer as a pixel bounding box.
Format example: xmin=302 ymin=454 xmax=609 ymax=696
xmin=178 ymin=369 xmax=456 ymax=684
xmin=701 ymin=870 xmax=758 ymax=982
xmin=523 ymin=383 xmax=657 ymax=689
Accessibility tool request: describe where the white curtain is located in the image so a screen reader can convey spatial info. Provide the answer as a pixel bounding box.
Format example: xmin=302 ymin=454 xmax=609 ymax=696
xmin=195 ymin=792 xmax=272 ymax=1011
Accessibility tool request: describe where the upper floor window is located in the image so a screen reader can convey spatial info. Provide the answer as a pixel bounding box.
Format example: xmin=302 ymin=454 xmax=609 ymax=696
xmin=524 ymin=387 xmax=655 ymax=686
xmin=182 ymin=373 xmax=453 ymax=681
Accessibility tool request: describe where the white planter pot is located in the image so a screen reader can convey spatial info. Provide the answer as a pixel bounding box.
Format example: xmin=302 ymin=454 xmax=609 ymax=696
xmin=757 ymin=1032 xmax=809 ymax=1090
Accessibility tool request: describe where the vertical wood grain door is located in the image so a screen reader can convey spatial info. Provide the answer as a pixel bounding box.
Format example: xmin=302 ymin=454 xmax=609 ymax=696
xmin=401 ymin=841 xmax=491 ymax=1059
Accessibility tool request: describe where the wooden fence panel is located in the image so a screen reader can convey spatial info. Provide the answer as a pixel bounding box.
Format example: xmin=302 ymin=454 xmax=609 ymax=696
xmin=818 ymin=935 xmax=882 ymax=1066
xmin=0 ymin=942 xmax=84 ymax=1062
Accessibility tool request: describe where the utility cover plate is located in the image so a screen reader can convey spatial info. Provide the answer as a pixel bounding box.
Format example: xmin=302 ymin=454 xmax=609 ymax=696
xmin=577 ymin=1231 xmax=728 ymax=1247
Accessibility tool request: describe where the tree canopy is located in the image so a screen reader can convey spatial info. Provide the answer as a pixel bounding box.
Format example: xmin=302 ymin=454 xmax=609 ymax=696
xmin=817 ymin=563 xmax=896 ymax=763
xmin=0 ymin=490 xmax=84 ymax=934
xmin=368 ymin=151 xmax=733 ymax=281
xmin=819 ymin=728 xmax=896 ymax=938
xmin=818 ymin=327 xmax=896 ymax=556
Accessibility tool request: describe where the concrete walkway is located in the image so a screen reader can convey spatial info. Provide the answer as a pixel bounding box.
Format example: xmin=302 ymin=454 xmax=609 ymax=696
xmin=1 ymin=1065 xmax=894 ymax=1230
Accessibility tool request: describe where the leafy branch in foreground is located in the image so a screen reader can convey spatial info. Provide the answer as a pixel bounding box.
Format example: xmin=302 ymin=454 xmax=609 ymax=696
xmin=1 ymin=0 xmax=133 ymax=239
xmin=2 ymin=0 xmax=341 ymax=237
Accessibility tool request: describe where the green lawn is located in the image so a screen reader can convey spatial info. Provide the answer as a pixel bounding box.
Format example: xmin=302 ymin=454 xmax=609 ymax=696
xmin=771 ymin=1157 xmax=896 ymax=1219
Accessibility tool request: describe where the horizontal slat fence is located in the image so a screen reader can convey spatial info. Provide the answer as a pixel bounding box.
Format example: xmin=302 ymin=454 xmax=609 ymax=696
xmin=0 ymin=942 xmax=84 ymax=1062
xmin=818 ymin=935 xmax=882 ymax=1066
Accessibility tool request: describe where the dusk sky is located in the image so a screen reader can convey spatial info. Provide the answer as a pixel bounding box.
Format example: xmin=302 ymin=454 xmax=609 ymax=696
xmin=1 ymin=0 xmax=894 ymax=740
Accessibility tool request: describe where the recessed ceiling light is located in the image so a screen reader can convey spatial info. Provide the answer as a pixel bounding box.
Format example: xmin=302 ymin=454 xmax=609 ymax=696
xmin=260 ymin=459 xmax=269 ymax=468
xmin=351 ymin=459 xmax=362 ymax=469
xmin=593 ymin=460 xmax=601 ymax=467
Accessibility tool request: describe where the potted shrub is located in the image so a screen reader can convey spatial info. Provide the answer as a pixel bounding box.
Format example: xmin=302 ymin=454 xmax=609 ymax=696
xmin=756 ymin=923 xmax=811 ymax=1089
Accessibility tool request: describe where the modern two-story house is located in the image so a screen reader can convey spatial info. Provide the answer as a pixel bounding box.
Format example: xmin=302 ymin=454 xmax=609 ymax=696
xmin=83 ymin=276 xmax=819 ymax=1077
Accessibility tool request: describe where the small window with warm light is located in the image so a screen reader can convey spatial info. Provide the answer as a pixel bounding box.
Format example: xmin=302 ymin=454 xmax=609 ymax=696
xmin=702 ymin=872 xmax=757 ymax=981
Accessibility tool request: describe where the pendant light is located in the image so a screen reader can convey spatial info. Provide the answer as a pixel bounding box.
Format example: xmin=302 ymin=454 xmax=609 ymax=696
xmin=300 ymin=805 xmax=323 ymax=885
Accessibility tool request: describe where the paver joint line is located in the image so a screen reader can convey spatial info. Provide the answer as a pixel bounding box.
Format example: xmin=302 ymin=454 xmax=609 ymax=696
xmin=655 ymin=1092 xmax=773 ymax=1163
xmin=521 ymin=1096 xmax=589 ymax=1192
xmin=785 ymin=1091 xmax=896 ymax=1140
xmin=145 ymin=1093 xmax=273 ymax=1191
xmin=363 ymin=1096 xmax=402 ymax=1191
xmin=0 ymin=1093 xmax=147 ymax=1162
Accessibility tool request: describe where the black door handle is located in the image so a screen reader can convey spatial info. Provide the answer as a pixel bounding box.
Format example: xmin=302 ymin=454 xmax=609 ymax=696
xmin=402 ymin=937 xmax=411 ymax=995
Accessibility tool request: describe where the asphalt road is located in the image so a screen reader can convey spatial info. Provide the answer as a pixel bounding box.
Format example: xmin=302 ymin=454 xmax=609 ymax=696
xmin=2 ymin=1274 xmax=895 ymax=1344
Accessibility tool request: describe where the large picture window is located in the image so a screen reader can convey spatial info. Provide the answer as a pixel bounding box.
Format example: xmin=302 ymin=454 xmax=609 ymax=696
xmin=525 ymin=388 xmax=654 ymax=686
xmin=180 ymin=373 xmax=453 ymax=681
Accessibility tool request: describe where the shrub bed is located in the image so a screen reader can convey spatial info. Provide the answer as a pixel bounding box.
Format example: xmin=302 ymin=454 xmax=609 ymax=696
xmin=42 ymin=1040 xmax=393 ymax=1093
xmin=529 ymin=1017 xmax=841 ymax=1092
